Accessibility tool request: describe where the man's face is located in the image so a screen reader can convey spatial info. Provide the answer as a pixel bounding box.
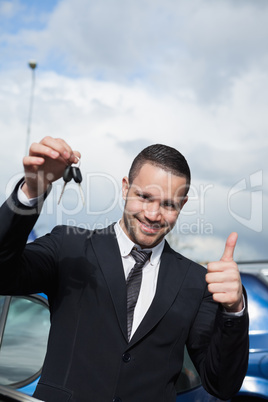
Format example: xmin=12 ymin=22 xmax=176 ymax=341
xmin=120 ymin=163 xmax=188 ymax=249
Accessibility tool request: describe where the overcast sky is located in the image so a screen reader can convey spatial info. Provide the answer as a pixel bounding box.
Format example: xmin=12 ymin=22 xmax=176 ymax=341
xmin=0 ymin=0 xmax=267 ymax=262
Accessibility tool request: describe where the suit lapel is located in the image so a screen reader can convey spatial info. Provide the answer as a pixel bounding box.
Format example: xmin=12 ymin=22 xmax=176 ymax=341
xmin=128 ymin=241 xmax=190 ymax=346
xmin=90 ymin=224 xmax=128 ymax=342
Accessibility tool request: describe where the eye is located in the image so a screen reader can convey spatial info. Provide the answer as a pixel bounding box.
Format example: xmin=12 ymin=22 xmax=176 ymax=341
xmin=138 ymin=193 xmax=149 ymax=201
xmin=162 ymin=201 xmax=177 ymax=210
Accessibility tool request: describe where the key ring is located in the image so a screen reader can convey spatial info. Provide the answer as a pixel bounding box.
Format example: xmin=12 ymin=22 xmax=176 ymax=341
xmin=72 ymin=155 xmax=81 ymax=167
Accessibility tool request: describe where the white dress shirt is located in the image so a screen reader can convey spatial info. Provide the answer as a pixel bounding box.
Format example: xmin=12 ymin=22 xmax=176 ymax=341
xmin=114 ymin=221 xmax=164 ymax=339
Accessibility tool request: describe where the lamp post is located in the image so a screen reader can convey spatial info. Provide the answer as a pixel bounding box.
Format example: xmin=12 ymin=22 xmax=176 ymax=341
xmin=25 ymin=60 xmax=37 ymax=155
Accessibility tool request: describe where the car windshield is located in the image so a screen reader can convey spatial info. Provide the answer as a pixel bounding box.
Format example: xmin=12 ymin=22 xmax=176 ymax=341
xmin=0 ymin=296 xmax=50 ymax=386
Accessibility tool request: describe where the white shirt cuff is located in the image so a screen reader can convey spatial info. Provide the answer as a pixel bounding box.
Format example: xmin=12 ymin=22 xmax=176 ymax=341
xmin=18 ymin=182 xmax=46 ymax=207
xmin=223 ymin=294 xmax=246 ymax=317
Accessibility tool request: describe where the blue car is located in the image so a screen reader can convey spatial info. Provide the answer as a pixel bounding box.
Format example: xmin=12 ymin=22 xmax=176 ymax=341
xmin=232 ymin=263 xmax=268 ymax=401
xmin=0 ymin=263 xmax=267 ymax=401
xmin=175 ymin=263 xmax=268 ymax=402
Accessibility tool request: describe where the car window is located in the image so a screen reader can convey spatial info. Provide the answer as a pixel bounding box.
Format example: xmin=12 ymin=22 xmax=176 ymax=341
xmin=0 ymin=295 xmax=50 ymax=387
xmin=175 ymin=347 xmax=201 ymax=393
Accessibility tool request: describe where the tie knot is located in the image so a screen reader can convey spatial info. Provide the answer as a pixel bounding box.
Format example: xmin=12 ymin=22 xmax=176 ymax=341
xmin=130 ymin=248 xmax=151 ymax=267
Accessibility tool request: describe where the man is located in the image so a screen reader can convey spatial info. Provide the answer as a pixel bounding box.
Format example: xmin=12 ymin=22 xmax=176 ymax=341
xmin=0 ymin=137 xmax=248 ymax=402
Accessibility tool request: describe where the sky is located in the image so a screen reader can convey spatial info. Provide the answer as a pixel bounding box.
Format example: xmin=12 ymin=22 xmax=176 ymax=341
xmin=0 ymin=0 xmax=267 ymax=263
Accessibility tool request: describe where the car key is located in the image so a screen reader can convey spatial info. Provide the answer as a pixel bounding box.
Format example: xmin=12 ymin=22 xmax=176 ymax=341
xmin=72 ymin=166 xmax=85 ymax=204
xmin=58 ymin=165 xmax=73 ymax=204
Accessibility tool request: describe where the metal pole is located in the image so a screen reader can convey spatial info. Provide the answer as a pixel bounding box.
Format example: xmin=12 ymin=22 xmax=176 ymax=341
xmin=25 ymin=60 xmax=37 ymax=156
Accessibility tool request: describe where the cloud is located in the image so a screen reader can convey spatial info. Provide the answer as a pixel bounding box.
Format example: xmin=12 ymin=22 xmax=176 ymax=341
xmin=1 ymin=64 xmax=267 ymax=193
xmin=1 ymin=67 xmax=267 ymax=252
xmin=2 ymin=0 xmax=268 ymax=100
xmin=0 ymin=0 xmax=267 ymax=261
xmin=0 ymin=1 xmax=19 ymax=18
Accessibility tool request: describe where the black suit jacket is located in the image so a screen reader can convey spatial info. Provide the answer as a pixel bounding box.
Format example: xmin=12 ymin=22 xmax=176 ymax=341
xmin=0 ymin=184 xmax=249 ymax=402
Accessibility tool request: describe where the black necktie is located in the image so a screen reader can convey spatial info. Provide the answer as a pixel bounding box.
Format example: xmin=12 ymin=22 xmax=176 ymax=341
xmin=126 ymin=248 xmax=151 ymax=340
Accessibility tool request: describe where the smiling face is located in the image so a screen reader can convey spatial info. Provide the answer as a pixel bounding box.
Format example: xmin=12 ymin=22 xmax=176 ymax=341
xmin=120 ymin=163 xmax=188 ymax=249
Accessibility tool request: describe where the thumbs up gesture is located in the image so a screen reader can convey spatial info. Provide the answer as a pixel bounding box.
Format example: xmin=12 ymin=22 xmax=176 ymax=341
xmin=206 ymin=232 xmax=243 ymax=312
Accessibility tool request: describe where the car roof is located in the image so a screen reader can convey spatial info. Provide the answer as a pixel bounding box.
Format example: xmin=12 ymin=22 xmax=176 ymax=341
xmin=238 ymin=261 xmax=268 ymax=283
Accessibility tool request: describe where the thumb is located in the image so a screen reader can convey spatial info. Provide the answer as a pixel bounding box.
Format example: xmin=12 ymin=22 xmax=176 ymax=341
xmin=220 ymin=232 xmax=238 ymax=262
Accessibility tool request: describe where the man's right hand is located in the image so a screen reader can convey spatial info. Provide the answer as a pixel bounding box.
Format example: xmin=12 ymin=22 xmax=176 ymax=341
xmin=22 ymin=136 xmax=81 ymax=199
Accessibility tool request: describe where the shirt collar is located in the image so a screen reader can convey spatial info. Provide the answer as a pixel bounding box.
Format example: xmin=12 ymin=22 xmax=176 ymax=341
xmin=114 ymin=220 xmax=165 ymax=266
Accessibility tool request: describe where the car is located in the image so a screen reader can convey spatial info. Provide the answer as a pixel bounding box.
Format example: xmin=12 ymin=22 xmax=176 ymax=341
xmin=0 ymin=384 xmax=42 ymax=402
xmin=232 ymin=262 xmax=268 ymax=401
xmin=174 ymin=262 xmax=268 ymax=401
xmin=0 ymin=263 xmax=268 ymax=401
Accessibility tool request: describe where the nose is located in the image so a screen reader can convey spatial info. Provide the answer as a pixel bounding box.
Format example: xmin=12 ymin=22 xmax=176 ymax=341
xmin=143 ymin=201 xmax=162 ymax=221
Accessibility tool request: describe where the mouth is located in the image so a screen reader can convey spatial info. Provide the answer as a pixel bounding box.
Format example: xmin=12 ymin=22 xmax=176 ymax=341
xmin=138 ymin=219 xmax=163 ymax=234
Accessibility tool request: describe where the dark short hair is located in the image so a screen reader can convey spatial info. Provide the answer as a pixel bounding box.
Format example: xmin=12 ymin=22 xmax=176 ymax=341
xmin=128 ymin=144 xmax=191 ymax=193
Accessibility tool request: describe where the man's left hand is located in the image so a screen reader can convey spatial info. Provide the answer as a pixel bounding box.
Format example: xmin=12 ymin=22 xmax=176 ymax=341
xmin=206 ymin=232 xmax=243 ymax=312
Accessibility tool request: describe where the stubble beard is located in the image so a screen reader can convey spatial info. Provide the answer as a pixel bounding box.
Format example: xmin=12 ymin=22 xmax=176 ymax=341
xmin=122 ymin=211 xmax=172 ymax=249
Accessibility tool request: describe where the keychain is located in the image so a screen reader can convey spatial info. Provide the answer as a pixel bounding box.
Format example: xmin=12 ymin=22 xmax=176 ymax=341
xmin=58 ymin=159 xmax=84 ymax=205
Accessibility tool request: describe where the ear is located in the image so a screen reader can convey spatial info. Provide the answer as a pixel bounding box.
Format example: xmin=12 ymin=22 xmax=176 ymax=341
xmin=122 ymin=176 xmax=129 ymax=200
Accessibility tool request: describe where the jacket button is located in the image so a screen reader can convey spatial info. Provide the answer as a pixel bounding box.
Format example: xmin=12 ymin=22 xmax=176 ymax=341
xmin=224 ymin=319 xmax=234 ymax=328
xmin=113 ymin=398 xmax=122 ymax=402
xmin=122 ymin=352 xmax=131 ymax=362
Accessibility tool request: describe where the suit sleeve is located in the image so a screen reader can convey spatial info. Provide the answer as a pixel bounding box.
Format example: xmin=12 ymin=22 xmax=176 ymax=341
xmin=187 ymin=281 xmax=249 ymax=400
xmin=0 ymin=179 xmax=60 ymax=296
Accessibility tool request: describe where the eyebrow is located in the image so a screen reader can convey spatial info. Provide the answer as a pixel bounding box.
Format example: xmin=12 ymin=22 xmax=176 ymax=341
xmin=135 ymin=190 xmax=181 ymax=206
